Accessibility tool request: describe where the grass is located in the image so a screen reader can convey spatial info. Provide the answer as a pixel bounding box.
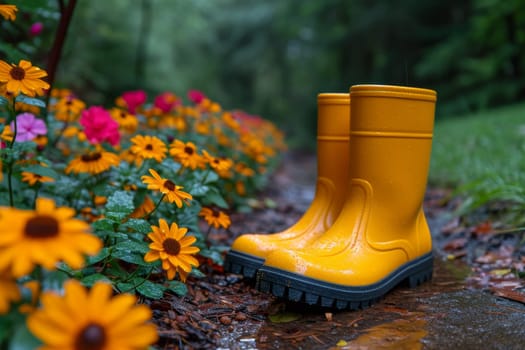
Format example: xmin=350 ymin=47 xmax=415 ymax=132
xmin=430 ymin=102 xmax=525 ymax=186
xmin=430 ymin=102 xmax=525 ymax=223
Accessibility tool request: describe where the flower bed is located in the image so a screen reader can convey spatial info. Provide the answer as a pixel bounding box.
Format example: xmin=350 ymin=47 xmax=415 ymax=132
xmin=0 ymin=25 xmax=286 ymax=349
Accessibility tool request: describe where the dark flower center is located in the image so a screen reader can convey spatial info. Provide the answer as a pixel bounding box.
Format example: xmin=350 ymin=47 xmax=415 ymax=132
xmin=184 ymin=146 xmax=194 ymax=155
xmin=75 ymin=323 xmax=107 ymax=350
xmin=120 ymin=111 xmax=127 ymax=118
xmin=145 ymin=144 xmax=153 ymax=151
xmin=24 ymin=215 xmax=59 ymax=238
xmin=9 ymin=66 xmax=25 ymax=81
xmin=163 ymin=180 xmax=176 ymax=191
xmin=163 ymin=238 xmax=181 ymax=255
xmin=212 ymin=209 xmax=220 ymax=217
xmin=81 ymin=152 xmax=102 ymax=162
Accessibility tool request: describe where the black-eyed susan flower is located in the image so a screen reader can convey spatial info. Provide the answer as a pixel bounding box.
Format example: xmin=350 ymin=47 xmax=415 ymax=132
xmin=65 ymin=150 xmax=120 ymax=175
xmin=169 ymin=139 xmax=205 ymax=170
xmin=0 ymin=60 xmax=49 ymax=97
xmin=27 ymin=279 xmax=158 ymax=349
xmin=0 ymin=270 xmax=20 ymax=314
xmin=110 ymin=107 xmax=138 ymax=133
xmin=52 ymin=95 xmax=86 ymax=122
xmin=0 ymin=4 xmax=17 ymax=21
xmin=130 ymin=135 xmax=167 ymax=162
xmin=202 ymin=150 xmax=233 ymax=178
xmin=199 ymin=207 xmax=231 ymax=229
xmin=141 ymin=169 xmax=192 ymax=208
xmin=144 ymin=218 xmax=200 ymax=280
xmin=21 ymin=171 xmax=54 ymax=186
xmin=0 ymin=198 xmax=102 ymax=277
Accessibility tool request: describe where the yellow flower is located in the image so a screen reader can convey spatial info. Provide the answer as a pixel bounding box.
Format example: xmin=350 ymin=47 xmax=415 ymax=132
xmin=169 ymin=139 xmax=206 ymax=170
xmin=0 ymin=4 xmax=17 ymax=21
xmin=141 ymin=168 xmax=192 ymax=208
xmin=199 ymin=207 xmax=231 ymax=229
xmin=0 ymin=60 xmax=49 ymax=97
xmin=21 ymin=171 xmax=55 ymax=186
xmin=235 ymin=162 xmax=255 ymax=177
xmin=129 ymin=195 xmax=155 ymax=219
xmin=65 ymin=150 xmax=120 ymax=175
xmin=52 ymin=96 xmax=86 ymax=122
xmin=110 ymin=107 xmax=138 ymax=133
xmin=27 ymin=279 xmax=158 ymax=350
xmin=0 ymin=198 xmax=102 ymax=277
xmin=202 ymin=150 xmax=233 ymax=178
xmin=0 ymin=269 xmax=20 ymax=315
xmin=144 ymin=219 xmax=200 ymax=280
xmin=130 ymin=135 xmax=167 ymax=162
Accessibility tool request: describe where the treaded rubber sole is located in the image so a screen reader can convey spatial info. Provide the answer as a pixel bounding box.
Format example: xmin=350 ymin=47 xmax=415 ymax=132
xmin=256 ymin=252 xmax=433 ymax=310
xmin=224 ymin=250 xmax=265 ymax=278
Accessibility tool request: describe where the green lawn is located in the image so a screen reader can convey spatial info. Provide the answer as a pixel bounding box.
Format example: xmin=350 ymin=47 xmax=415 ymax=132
xmin=429 ymin=102 xmax=525 ymax=221
xmin=430 ymin=102 xmax=525 ymax=186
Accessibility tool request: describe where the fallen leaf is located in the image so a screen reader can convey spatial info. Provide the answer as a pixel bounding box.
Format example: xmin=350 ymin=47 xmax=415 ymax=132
xmin=269 ymin=311 xmax=302 ymax=323
xmin=336 ymin=339 xmax=348 ymax=347
xmin=491 ymin=287 xmax=525 ymax=305
xmin=443 ymin=238 xmax=468 ymax=251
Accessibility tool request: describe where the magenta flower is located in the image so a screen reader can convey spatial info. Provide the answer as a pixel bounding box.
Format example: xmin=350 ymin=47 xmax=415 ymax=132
xmin=10 ymin=113 xmax=47 ymax=142
xmin=29 ymin=22 xmax=43 ymax=36
xmin=187 ymin=89 xmax=206 ymax=104
xmin=121 ymin=90 xmax=147 ymax=114
xmin=154 ymin=92 xmax=180 ymax=113
xmin=79 ymin=106 xmax=120 ymax=146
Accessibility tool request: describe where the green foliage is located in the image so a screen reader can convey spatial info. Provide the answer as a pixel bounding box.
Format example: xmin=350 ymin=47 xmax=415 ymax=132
xmin=430 ymin=102 xmax=525 ymax=225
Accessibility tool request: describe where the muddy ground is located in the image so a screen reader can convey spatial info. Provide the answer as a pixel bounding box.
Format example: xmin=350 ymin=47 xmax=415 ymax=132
xmin=150 ymin=151 xmax=525 ymax=350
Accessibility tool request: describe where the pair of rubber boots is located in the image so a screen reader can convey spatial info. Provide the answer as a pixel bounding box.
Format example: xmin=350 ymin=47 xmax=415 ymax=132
xmin=225 ymin=84 xmax=437 ymax=310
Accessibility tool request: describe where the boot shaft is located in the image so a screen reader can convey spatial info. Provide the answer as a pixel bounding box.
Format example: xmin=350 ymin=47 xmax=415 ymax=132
xmin=316 ymin=93 xmax=350 ymax=189
xmin=349 ymin=85 xmax=436 ymax=247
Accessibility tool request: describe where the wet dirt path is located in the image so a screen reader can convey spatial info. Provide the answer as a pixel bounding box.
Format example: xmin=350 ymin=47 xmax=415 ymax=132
xmin=216 ymin=152 xmax=525 ymax=350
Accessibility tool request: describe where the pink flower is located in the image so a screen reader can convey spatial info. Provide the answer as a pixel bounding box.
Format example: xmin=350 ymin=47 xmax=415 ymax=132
xmin=154 ymin=92 xmax=180 ymax=113
xmin=187 ymin=89 xmax=206 ymax=104
xmin=10 ymin=113 xmax=47 ymax=142
xmin=79 ymin=106 xmax=120 ymax=146
xmin=29 ymin=22 xmax=43 ymax=36
xmin=121 ymin=90 xmax=147 ymax=114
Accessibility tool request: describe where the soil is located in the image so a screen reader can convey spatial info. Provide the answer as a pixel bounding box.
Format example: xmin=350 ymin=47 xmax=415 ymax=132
xmin=150 ymin=151 xmax=525 ymax=350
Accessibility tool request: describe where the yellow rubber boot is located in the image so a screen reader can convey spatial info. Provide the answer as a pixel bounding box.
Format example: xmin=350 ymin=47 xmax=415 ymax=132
xmin=258 ymin=85 xmax=436 ymax=309
xmin=224 ymin=93 xmax=350 ymax=278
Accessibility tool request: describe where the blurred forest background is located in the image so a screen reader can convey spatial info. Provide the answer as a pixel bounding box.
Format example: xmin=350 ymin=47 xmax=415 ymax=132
xmin=2 ymin=0 xmax=524 ymax=148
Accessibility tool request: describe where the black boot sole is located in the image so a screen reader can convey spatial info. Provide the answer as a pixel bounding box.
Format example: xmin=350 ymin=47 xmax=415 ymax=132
xmin=224 ymin=250 xmax=265 ymax=278
xmin=256 ymin=252 xmax=433 ymax=309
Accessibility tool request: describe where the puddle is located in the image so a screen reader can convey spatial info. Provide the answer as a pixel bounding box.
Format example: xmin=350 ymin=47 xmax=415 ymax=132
xmin=216 ymin=257 xmax=468 ymax=349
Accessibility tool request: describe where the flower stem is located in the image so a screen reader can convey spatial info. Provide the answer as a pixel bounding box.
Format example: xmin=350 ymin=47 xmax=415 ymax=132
xmin=140 ymin=194 xmax=165 ymax=219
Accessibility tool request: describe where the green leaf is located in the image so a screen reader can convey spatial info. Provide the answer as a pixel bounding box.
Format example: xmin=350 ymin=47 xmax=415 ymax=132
xmin=0 ymin=95 xmax=9 ymax=106
xmin=112 ymin=250 xmax=150 ymax=266
xmin=114 ymin=240 xmax=150 ymax=255
xmin=105 ymin=190 xmax=135 ymax=216
xmin=20 ymin=164 xmax=58 ymax=179
xmin=8 ymin=322 xmax=42 ymax=350
xmin=85 ymin=247 xmax=111 ymax=265
xmin=203 ymin=189 xmax=228 ymax=208
xmin=189 ymin=183 xmax=210 ymax=196
xmin=91 ymin=218 xmax=117 ymax=233
xmin=136 ymin=279 xmax=166 ymax=299
xmin=116 ymin=282 xmax=136 ymax=294
xmin=120 ymin=218 xmax=152 ymax=234
xmin=165 ymin=280 xmax=188 ymax=296
xmin=269 ymin=311 xmax=302 ymax=323
xmin=81 ymin=273 xmax=113 ymax=287
xmin=15 ymin=95 xmax=46 ymax=108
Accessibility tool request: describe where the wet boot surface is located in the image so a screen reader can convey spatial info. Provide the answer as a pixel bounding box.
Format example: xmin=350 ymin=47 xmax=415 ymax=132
xmin=152 ymin=151 xmax=525 ymax=350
